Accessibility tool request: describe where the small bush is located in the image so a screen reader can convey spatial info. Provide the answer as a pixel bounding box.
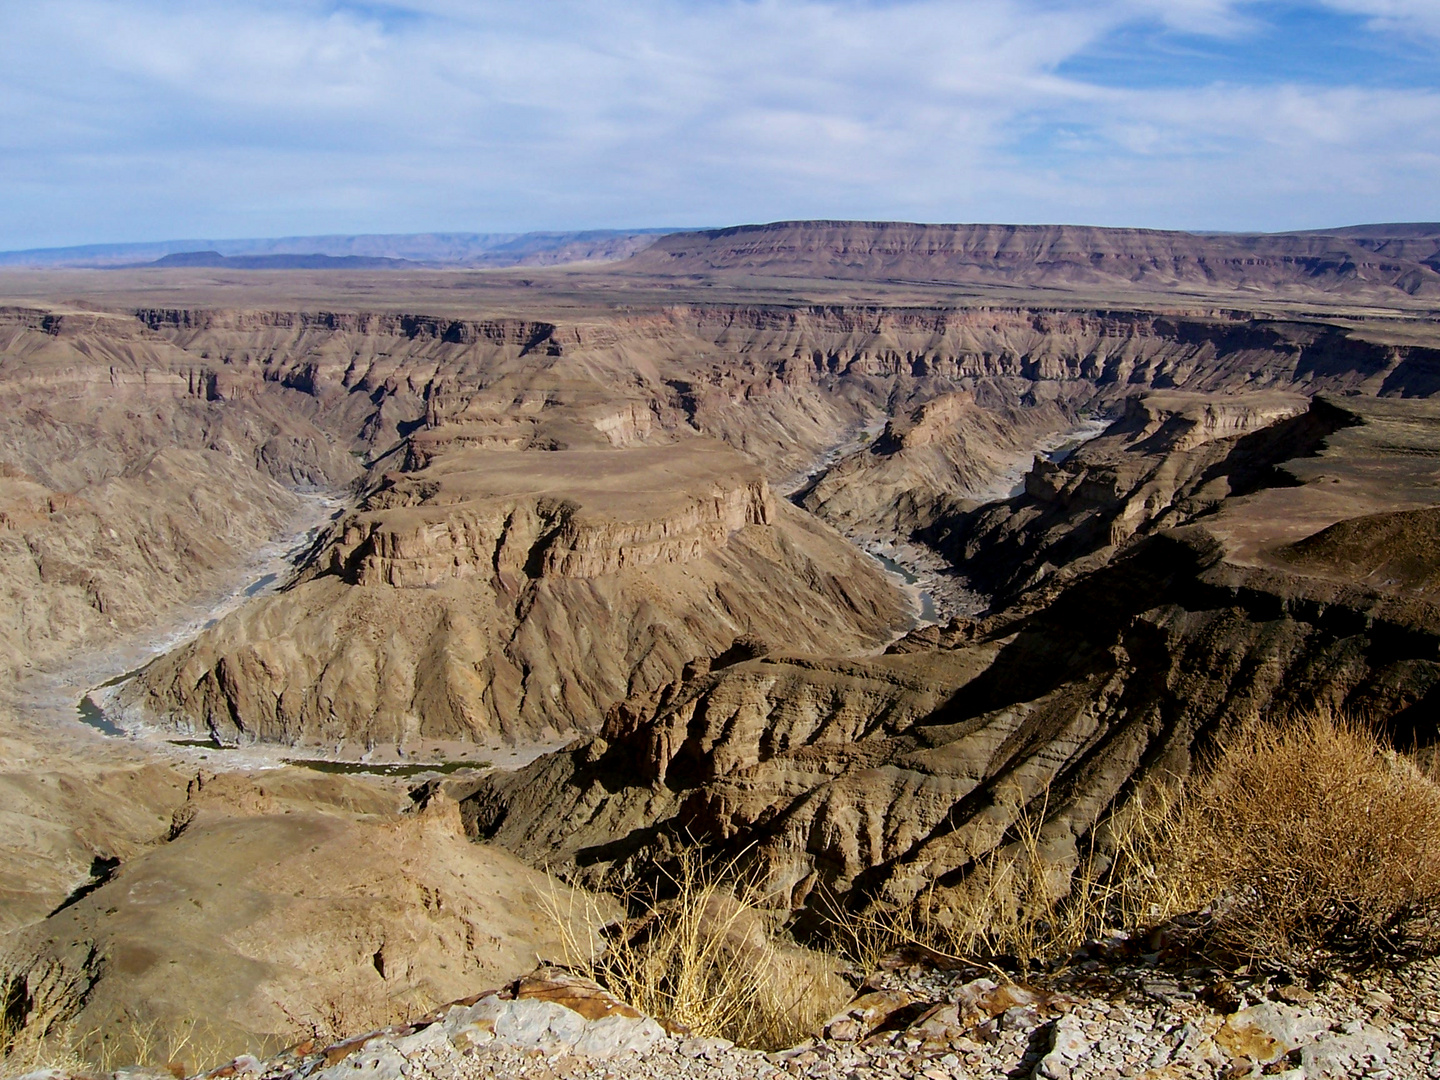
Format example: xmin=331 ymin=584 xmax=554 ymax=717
xmin=547 ymin=850 xmax=849 ymax=1050
xmin=1160 ymin=711 xmax=1440 ymax=964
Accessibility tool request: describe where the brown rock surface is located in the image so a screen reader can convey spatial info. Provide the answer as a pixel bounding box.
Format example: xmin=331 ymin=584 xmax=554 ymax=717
xmin=116 ymin=439 xmax=906 ymax=748
xmin=798 ymin=391 xmax=1084 ymax=538
xmin=2 ymin=251 xmax=1440 ymax=1069
xmin=0 ymin=716 xmax=188 ymax=934
xmin=104 ymin=302 xmax=1417 ymax=749
xmin=1273 ymin=506 xmax=1440 ymax=596
xmin=0 ymin=308 xmax=361 ymax=684
xmin=920 ymin=388 xmax=1317 ymax=606
xmin=0 ymin=771 xmax=609 ymax=1059
xmin=2 ymin=239 xmax=1440 ymax=1080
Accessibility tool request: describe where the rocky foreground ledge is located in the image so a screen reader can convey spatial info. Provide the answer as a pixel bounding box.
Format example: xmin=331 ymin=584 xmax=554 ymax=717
xmin=14 ymin=956 xmax=1440 ymax=1080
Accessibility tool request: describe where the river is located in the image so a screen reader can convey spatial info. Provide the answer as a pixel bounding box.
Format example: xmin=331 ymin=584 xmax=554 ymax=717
xmin=10 ymin=491 xmax=347 ymax=755
xmin=794 ymin=413 xmax=1114 ymax=629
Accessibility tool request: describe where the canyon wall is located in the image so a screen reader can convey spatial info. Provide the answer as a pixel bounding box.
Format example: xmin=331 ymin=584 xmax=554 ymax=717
xmin=117 ymin=443 xmax=906 ymax=747
xmin=7 ymin=301 xmax=1440 ymax=751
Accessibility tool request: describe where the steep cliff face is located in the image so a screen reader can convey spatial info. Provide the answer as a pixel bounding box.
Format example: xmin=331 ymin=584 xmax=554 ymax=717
xmin=669 ymin=307 xmax=1424 ymax=401
xmin=0 ymin=310 xmax=361 ymax=683
xmin=329 ymin=449 xmax=774 ymax=588
xmin=918 ymin=390 xmax=1321 ymax=606
xmin=127 ymin=305 xmax=1440 ymax=477
xmin=798 ymin=391 xmax=1084 ymax=538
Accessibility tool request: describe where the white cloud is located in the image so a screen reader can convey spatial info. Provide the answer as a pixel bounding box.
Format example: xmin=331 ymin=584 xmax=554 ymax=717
xmin=1320 ymin=0 xmax=1440 ymax=41
xmin=0 ymin=0 xmax=1436 ymax=245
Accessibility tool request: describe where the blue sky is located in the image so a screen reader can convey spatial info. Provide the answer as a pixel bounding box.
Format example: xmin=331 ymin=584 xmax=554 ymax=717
xmin=1 ymin=0 xmax=1438 ymax=249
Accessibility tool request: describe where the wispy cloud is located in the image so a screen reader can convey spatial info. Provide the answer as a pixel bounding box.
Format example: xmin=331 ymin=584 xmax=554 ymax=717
xmin=0 ymin=0 xmax=1436 ymax=247
xmin=1321 ymin=0 xmax=1440 ymax=40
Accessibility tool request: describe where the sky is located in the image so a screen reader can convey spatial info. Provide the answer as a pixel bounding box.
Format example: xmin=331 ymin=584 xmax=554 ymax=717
xmin=1 ymin=0 xmax=1439 ymax=249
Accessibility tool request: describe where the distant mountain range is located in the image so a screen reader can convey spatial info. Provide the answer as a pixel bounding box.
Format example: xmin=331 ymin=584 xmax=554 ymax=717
xmin=5 ymin=223 xmax=1440 ymax=299
xmin=0 ymin=229 xmax=678 ymax=269
xmin=142 ymin=251 xmax=424 ymax=270
xmin=628 ymin=220 xmax=1440 ymax=299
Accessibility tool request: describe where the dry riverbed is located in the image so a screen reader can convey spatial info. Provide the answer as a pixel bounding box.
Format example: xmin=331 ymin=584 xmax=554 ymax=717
xmin=4 ymin=491 xmax=564 ymax=785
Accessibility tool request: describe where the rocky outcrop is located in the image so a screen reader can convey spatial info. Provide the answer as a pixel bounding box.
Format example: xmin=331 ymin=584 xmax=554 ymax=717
xmin=798 ymin=392 xmax=1084 ymax=538
xmin=919 ymin=390 xmax=1319 ymax=606
xmin=117 ymin=440 xmax=905 ymax=748
xmin=65 ymin=953 xmax=1433 ymax=1080
xmin=5 ymin=296 xmax=1436 ymax=740
xmin=331 ymin=457 xmax=773 ymax=589
xmin=465 ymin=524 xmax=1440 ymax=918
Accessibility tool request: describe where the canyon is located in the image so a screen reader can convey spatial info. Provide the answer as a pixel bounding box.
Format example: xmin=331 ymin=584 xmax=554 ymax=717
xmin=2 ymin=221 xmax=1440 ymax=1063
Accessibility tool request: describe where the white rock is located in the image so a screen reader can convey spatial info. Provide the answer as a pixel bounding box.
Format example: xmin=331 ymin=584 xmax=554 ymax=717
xmin=1033 ymin=1015 xmax=1089 ymax=1080
xmin=392 ymin=1023 xmax=451 ymax=1058
xmin=440 ymin=996 xmax=507 ymax=1037
xmin=493 ymin=998 xmax=588 ymax=1050
xmin=572 ymin=1014 xmax=666 ymax=1057
xmin=1300 ymin=1023 xmax=1393 ymax=1078
xmin=1228 ymin=1002 xmax=1330 ymax=1053
xmin=315 ymin=1043 xmax=407 ymax=1080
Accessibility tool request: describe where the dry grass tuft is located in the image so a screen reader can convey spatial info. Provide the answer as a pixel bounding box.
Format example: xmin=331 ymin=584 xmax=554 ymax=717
xmin=830 ymin=781 xmax=1192 ymax=973
xmin=941 ymin=782 xmax=1193 ymax=969
xmin=1 ymin=1014 xmax=91 ymax=1078
xmin=547 ymin=850 xmax=849 ymax=1050
xmin=1 ymin=1012 xmax=237 ymax=1078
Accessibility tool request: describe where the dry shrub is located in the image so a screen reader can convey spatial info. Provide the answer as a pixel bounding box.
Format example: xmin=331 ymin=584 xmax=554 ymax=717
xmin=547 ymin=850 xmax=849 ymax=1050
xmin=2 ymin=1010 xmax=85 ymax=1079
xmin=2 ymin=1012 xmax=237 ymax=1078
xmin=1160 ymin=711 xmax=1440 ymax=964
